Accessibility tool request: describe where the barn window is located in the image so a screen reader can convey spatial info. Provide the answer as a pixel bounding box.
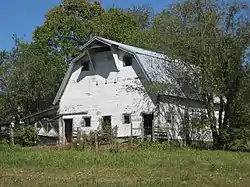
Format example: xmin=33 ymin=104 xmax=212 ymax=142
xmin=92 ymin=46 xmax=110 ymax=53
xmin=123 ymin=113 xmax=131 ymax=124
xmin=83 ymin=117 xmax=91 ymax=127
xmin=81 ymin=60 xmax=90 ymax=71
xmin=123 ymin=55 xmax=132 ymax=66
xmin=102 ymin=116 xmax=112 ymax=127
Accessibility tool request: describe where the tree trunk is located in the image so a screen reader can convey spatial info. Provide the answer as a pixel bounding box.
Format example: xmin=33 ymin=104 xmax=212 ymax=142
xmin=206 ymin=93 xmax=219 ymax=148
xmin=218 ymin=96 xmax=230 ymax=149
xmin=218 ymin=97 xmax=224 ymax=130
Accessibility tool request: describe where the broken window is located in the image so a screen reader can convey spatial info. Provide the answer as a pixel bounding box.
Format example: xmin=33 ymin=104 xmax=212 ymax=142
xmin=81 ymin=60 xmax=90 ymax=71
xmin=83 ymin=117 xmax=91 ymax=127
xmin=123 ymin=113 xmax=131 ymax=124
xmin=123 ymin=55 xmax=132 ymax=66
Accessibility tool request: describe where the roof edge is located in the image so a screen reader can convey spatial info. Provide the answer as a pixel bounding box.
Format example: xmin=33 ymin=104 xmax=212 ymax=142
xmin=53 ymin=51 xmax=87 ymax=105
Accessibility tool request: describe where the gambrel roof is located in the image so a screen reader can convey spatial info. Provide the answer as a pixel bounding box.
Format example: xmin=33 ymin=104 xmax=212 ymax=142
xmin=53 ymin=36 xmax=200 ymax=105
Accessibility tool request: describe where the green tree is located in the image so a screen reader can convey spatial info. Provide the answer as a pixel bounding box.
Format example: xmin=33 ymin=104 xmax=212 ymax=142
xmin=150 ymin=0 xmax=250 ymax=149
xmin=94 ymin=7 xmax=144 ymax=44
xmin=96 ymin=5 xmax=154 ymax=48
xmin=33 ymin=0 xmax=152 ymax=63
xmin=0 ymin=45 xmax=20 ymax=125
xmin=7 ymin=42 xmax=66 ymax=116
xmin=33 ymin=0 xmax=105 ymax=63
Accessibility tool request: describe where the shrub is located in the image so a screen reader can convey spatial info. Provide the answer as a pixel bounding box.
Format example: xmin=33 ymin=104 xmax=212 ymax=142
xmin=73 ymin=121 xmax=118 ymax=150
xmin=74 ymin=131 xmax=96 ymax=150
xmin=14 ymin=125 xmax=39 ymax=147
xmin=97 ymin=120 xmax=117 ymax=145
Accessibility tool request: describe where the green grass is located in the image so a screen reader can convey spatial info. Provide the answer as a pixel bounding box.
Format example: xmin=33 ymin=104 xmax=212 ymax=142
xmin=0 ymin=144 xmax=250 ymax=187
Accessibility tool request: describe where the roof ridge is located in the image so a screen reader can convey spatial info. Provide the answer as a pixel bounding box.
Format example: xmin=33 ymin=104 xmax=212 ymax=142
xmin=95 ymin=36 xmax=167 ymax=60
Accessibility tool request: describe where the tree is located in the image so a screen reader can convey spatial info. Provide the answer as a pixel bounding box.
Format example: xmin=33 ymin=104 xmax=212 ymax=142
xmin=33 ymin=0 xmax=105 ymax=63
xmin=33 ymin=0 xmax=152 ymax=63
xmin=149 ymin=0 xmax=250 ymax=149
xmin=7 ymin=42 xmax=66 ymax=116
xmin=94 ymin=7 xmax=146 ymax=45
xmin=0 ymin=44 xmax=20 ymax=126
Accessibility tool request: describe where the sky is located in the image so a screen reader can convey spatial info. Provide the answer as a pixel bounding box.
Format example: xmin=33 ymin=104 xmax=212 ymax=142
xmin=0 ymin=0 xmax=170 ymax=50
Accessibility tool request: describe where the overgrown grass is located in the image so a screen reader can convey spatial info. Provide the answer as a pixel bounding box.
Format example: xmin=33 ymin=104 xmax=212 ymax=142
xmin=0 ymin=143 xmax=250 ymax=187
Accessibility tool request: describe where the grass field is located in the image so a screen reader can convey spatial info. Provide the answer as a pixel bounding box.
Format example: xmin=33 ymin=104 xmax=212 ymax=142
xmin=0 ymin=144 xmax=250 ymax=187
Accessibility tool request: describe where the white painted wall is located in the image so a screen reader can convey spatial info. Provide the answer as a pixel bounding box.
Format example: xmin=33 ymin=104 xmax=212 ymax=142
xmin=154 ymin=97 xmax=213 ymax=142
xmin=58 ymin=47 xmax=214 ymax=144
xmin=59 ymin=48 xmax=155 ymax=142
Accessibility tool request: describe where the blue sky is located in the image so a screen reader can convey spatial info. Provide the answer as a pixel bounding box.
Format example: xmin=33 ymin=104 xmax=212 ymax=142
xmin=0 ymin=0 xmax=170 ymax=50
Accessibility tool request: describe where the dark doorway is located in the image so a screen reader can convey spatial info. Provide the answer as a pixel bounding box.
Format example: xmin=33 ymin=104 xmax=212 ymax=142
xmin=64 ymin=119 xmax=73 ymax=143
xmin=143 ymin=113 xmax=154 ymax=137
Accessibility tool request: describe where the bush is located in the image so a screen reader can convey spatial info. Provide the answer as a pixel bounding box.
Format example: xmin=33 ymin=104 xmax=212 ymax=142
xmin=73 ymin=121 xmax=118 ymax=151
xmin=227 ymin=127 xmax=249 ymax=151
xmin=14 ymin=125 xmax=39 ymax=147
xmin=97 ymin=120 xmax=117 ymax=145
xmin=74 ymin=131 xmax=96 ymax=150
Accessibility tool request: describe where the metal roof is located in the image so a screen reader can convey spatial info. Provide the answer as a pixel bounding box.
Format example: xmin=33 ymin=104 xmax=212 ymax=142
xmin=53 ymin=36 xmax=201 ymax=105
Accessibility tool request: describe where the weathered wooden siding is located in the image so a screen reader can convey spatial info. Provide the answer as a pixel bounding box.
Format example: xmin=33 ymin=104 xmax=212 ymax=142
xmin=154 ymin=96 xmax=214 ymax=142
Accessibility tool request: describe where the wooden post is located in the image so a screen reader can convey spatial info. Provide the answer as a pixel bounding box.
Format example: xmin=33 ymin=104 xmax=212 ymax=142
xmin=141 ymin=114 xmax=144 ymax=142
xmin=152 ymin=117 xmax=155 ymax=142
xmin=10 ymin=123 xmax=14 ymax=146
xmin=94 ymin=130 xmax=98 ymax=151
xmin=130 ymin=122 xmax=133 ymax=148
xmin=77 ymin=128 xmax=81 ymax=141
xmin=34 ymin=123 xmax=37 ymax=145
xmin=141 ymin=127 xmax=144 ymax=142
xmin=83 ymin=131 xmax=87 ymax=149
xmin=167 ymin=129 xmax=170 ymax=145
xmin=115 ymin=125 xmax=118 ymax=149
xmin=59 ymin=117 xmax=64 ymax=145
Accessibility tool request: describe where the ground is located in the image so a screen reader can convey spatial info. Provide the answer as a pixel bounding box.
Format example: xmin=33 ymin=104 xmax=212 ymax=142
xmin=0 ymin=144 xmax=250 ymax=187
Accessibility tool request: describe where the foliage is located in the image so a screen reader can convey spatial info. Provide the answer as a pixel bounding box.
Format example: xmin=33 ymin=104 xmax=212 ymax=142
xmin=0 ymin=44 xmax=20 ymax=125
xmin=74 ymin=120 xmax=118 ymax=150
xmin=0 ymin=41 xmax=66 ymax=122
xmin=74 ymin=131 xmax=95 ymax=150
xmin=14 ymin=125 xmax=38 ymax=147
xmin=149 ymin=0 xmax=250 ymax=149
xmin=7 ymin=42 xmax=66 ymax=116
xmin=97 ymin=119 xmax=118 ymax=145
xmin=94 ymin=7 xmax=152 ymax=48
xmin=33 ymin=0 xmax=104 ymax=63
xmin=33 ymin=0 xmax=151 ymax=63
xmin=179 ymin=108 xmax=211 ymax=146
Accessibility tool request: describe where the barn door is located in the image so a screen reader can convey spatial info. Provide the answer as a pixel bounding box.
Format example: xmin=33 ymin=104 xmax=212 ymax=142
xmin=143 ymin=113 xmax=154 ymax=138
xmin=64 ymin=119 xmax=73 ymax=143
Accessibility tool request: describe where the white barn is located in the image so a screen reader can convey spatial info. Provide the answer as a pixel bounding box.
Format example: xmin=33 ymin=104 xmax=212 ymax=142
xmin=53 ymin=37 xmax=214 ymax=145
